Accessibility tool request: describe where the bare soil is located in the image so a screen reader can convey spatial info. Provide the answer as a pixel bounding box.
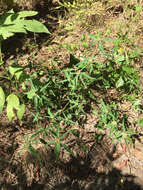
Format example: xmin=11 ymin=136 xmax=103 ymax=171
xmin=1 ymin=122 xmax=143 ymax=190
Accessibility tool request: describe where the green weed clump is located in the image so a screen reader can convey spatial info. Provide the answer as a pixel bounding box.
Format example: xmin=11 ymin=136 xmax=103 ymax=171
xmin=0 ymin=6 xmax=142 ymax=158
xmin=18 ymin=34 xmax=141 ymax=158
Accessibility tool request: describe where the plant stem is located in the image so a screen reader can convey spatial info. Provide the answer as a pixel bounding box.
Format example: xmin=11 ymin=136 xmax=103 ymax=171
xmin=0 ymin=41 xmax=3 ymax=65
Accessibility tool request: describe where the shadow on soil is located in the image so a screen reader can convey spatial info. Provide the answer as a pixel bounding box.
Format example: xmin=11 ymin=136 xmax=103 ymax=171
xmin=1 ymin=148 xmax=143 ymax=190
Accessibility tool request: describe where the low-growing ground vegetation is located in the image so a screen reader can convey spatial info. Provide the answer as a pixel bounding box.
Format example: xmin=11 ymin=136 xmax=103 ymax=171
xmin=0 ymin=0 xmax=143 ymax=189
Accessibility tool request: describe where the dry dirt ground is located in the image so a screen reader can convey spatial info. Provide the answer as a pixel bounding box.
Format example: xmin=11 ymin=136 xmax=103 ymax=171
xmin=0 ymin=0 xmax=143 ymax=190
xmin=1 ymin=121 xmax=143 ymax=190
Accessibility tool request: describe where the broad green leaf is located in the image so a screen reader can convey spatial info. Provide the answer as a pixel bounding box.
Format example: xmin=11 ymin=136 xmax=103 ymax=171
xmin=18 ymin=11 xmax=38 ymax=18
xmin=0 ymin=28 xmax=14 ymax=39
xmin=0 ymin=12 xmax=15 ymax=25
xmin=9 ymin=65 xmax=22 ymax=76
xmin=7 ymin=94 xmax=20 ymax=109
xmin=0 ymin=10 xmax=50 ymax=42
xmin=0 ymin=87 xmax=5 ymax=113
xmin=23 ymin=20 xmax=50 ymax=34
xmin=0 ymin=10 xmax=37 ymax=25
xmin=4 ymin=24 xmax=27 ymax=34
xmin=6 ymin=104 xmax=15 ymax=121
xmin=17 ymin=104 xmax=25 ymax=120
xmin=116 ymin=77 xmax=124 ymax=88
xmin=9 ymin=65 xmax=23 ymax=79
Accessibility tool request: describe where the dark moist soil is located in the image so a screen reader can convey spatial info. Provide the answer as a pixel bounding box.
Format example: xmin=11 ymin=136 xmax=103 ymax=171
xmin=0 ymin=0 xmax=143 ymax=190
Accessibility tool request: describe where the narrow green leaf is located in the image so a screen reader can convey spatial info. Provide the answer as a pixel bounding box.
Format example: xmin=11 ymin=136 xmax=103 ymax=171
xmin=30 ymin=130 xmax=43 ymax=139
xmin=62 ymin=143 xmax=75 ymax=157
xmin=18 ymin=11 xmax=38 ymax=18
xmin=54 ymin=143 xmax=60 ymax=159
xmin=60 ymin=129 xmax=73 ymax=140
xmin=98 ymin=42 xmax=106 ymax=56
xmin=82 ymin=72 xmax=95 ymax=81
xmin=0 ymin=87 xmax=5 ymax=113
xmin=45 ymin=140 xmax=56 ymax=146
